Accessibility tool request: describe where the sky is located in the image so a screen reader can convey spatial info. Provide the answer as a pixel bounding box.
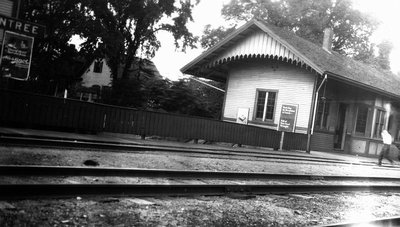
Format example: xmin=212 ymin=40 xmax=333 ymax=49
xmin=151 ymin=0 xmax=400 ymax=81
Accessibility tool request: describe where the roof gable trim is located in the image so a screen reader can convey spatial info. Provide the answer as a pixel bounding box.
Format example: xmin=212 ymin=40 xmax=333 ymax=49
xmin=181 ymin=19 xmax=325 ymax=75
xmin=254 ymin=20 xmax=324 ymax=74
xmin=181 ymin=20 xmax=257 ymax=73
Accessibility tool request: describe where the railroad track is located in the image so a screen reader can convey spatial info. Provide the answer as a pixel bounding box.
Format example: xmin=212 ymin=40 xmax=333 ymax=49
xmin=2 ymin=165 xmax=400 ymax=182
xmin=3 ymin=165 xmax=400 ymax=199
xmin=2 ymin=136 xmax=400 ymax=226
xmin=0 ymin=135 xmax=384 ymax=168
xmin=3 ymin=165 xmax=400 ymax=226
xmin=3 ymin=183 xmax=400 ymax=200
xmin=321 ymin=216 xmax=400 ymax=227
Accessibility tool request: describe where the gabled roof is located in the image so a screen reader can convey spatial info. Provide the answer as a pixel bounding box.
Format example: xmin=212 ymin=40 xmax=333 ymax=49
xmin=81 ymin=57 xmax=162 ymax=79
xmin=181 ymin=19 xmax=400 ymax=99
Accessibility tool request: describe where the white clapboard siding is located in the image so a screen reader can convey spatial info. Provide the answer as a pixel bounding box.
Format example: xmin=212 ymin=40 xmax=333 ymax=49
xmin=209 ymin=30 xmax=303 ymax=68
xmin=224 ymin=62 xmax=314 ymax=131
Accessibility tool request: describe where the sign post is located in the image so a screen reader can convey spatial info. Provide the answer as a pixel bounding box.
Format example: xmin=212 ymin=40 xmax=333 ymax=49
xmin=278 ymin=104 xmax=299 ymax=150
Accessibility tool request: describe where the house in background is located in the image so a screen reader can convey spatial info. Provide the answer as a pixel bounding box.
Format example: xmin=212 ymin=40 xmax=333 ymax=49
xmin=77 ymin=58 xmax=112 ymax=102
xmin=76 ymin=57 xmax=162 ymax=102
xmin=181 ymin=19 xmax=400 ymax=156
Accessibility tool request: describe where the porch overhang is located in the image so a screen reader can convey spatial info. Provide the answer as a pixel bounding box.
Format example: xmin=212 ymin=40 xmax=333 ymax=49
xmin=325 ymin=71 xmax=400 ymax=101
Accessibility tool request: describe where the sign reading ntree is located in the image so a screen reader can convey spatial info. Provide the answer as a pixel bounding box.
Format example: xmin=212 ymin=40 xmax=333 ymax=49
xmin=0 ymin=14 xmax=46 ymax=37
xmin=278 ymin=104 xmax=298 ymax=132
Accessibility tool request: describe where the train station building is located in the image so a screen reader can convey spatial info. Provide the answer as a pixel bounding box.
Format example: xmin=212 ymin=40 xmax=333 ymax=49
xmin=181 ymin=19 xmax=400 ymax=156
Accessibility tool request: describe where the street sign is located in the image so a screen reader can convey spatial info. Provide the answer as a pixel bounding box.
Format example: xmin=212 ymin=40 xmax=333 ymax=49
xmin=0 ymin=14 xmax=46 ymax=37
xmin=278 ymin=104 xmax=298 ymax=132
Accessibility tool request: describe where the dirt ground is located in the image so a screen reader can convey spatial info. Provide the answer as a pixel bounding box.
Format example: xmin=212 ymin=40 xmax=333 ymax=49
xmin=2 ymin=145 xmax=400 ymax=226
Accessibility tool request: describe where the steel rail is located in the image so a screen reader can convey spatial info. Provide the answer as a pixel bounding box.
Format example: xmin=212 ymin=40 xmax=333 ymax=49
xmin=2 ymin=184 xmax=400 ymax=199
xmin=0 ymin=135 xmax=371 ymax=166
xmin=1 ymin=165 xmax=400 ymax=182
xmin=320 ymin=216 xmax=400 ymax=227
xmin=0 ymin=134 xmax=338 ymax=160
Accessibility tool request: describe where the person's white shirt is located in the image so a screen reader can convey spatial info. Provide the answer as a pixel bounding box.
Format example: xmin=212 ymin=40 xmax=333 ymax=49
xmin=381 ymin=130 xmax=392 ymax=145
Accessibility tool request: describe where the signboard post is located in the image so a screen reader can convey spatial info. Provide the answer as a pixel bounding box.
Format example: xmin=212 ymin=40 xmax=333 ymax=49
xmin=278 ymin=104 xmax=299 ymax=150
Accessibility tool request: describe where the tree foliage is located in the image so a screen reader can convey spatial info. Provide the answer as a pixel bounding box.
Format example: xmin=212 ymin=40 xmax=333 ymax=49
xmin=200 ymin=25 xmax=236 ymax=49
xmin=103 ymin=76 xmax=224 ymax=118
xmin=202 ymin=0 xmax=380 ymax=62
xmin=16 ymin=0 xmax=199 ymax=92
xmin=76 ymin=0 xmax=198 ymax=80
xmin=360 ymin=40 xmax=394 ymax=71
xmin=12 ymin=0 xmax=223 ymax=119
xmin=158 ymin=78 xmax=224 ymax=118
xmin=18 ymin=0 xmax=85 ymax=94
xmin=375 ymin=40 xmax=393 ymax=71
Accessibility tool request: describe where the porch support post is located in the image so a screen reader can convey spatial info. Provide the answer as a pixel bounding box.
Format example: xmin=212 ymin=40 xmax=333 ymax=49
xmin=307 ymin=74 xmax=327 ymax=153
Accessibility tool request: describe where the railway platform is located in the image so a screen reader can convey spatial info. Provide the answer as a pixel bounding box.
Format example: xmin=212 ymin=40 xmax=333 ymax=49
xmin=0 ymin=126 xmax=385 ymax=166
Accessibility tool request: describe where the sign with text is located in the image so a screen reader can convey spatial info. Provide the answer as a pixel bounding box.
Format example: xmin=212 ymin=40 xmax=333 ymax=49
xmin=0 ymin=31 xmax=34 ymax=80
xmin=278 ymin=104 xmax=298 ymax=132
xmin=0 ymin=14 xmax=46 ymax=37
xmin=236 ymin=108 xmax=249 ymax=124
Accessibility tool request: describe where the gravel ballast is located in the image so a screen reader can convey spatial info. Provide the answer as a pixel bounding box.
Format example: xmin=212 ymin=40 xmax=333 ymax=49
xmin=1 ymin=144 xmax=400 ymax=226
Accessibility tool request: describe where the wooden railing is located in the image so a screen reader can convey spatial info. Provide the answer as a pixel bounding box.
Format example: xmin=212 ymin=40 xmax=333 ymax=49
xmin=0 ymin=89 xmax=308 ymax=150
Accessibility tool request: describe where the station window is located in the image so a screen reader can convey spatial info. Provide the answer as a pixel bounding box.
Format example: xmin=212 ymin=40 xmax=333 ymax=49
xmin=315 ymin=100 xmax=329 ymax=129
xmin=355 ymin=105 xmax=368 ymax=134
xmin=254 ymin=90 xmax=277 ymax=122
xmin=373 ymin=109 xmax=386 ymax=138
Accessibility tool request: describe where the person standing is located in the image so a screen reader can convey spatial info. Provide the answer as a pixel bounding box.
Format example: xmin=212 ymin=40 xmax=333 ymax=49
xmin=378 ymin=130 xmax=393 ymax=166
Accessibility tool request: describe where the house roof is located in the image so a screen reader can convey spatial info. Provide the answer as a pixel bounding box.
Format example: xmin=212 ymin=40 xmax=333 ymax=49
xmin=181 ymin=19 xmax=400 ymax=99
xmin=81 ymin=57 xmax=162 ymax=79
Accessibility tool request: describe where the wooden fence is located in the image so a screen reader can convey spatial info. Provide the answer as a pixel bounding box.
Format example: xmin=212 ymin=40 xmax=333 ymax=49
xmin=0 ymin=89 xmax=307 ymax=150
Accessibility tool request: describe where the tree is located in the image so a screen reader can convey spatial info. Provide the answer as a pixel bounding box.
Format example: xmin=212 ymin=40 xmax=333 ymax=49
xmin=186 ymin=78 xmax=224 ymax=119
xmin=202 ymin=0 xmax=379 ymax=62
xmin=375 ymin=40 xmax=393 ymax=71
xmin=200 ymin=25 xmax=236 ymax=49
xmin=19 ymin=0 xmax=85 ymax=95
xmin=360 ymin=40 xmax=393 ymax=71
xmin=157 ymin=78 xmax=223 ymax=118
xmin=76 ymin=0 xmax=198 ymax=81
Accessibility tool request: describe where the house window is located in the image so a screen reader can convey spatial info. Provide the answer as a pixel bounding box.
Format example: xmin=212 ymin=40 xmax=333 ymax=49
xmin=255 ymin=90 xmax=277 ymax=121
xmin=315 ymin=100 xmax=329 ymax=129
xmin=355 ymin=105 xmax=368 ymax=134
xmin=373 ymin=109 xmax=386 ymax=138
xmin=93 ymin=60 xmax=103 ymax=73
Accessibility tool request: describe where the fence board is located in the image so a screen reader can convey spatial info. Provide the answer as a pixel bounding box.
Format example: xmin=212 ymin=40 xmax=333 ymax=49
xmin=283 ymin=132 xmax=307 ymax=150
xmin=0 ymin=89 xmax=306 ymax=151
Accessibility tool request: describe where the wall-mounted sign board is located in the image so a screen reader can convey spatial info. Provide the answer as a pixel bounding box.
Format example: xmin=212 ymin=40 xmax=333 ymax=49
xmin=236 ymin=108 xmax=249 ymax=125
